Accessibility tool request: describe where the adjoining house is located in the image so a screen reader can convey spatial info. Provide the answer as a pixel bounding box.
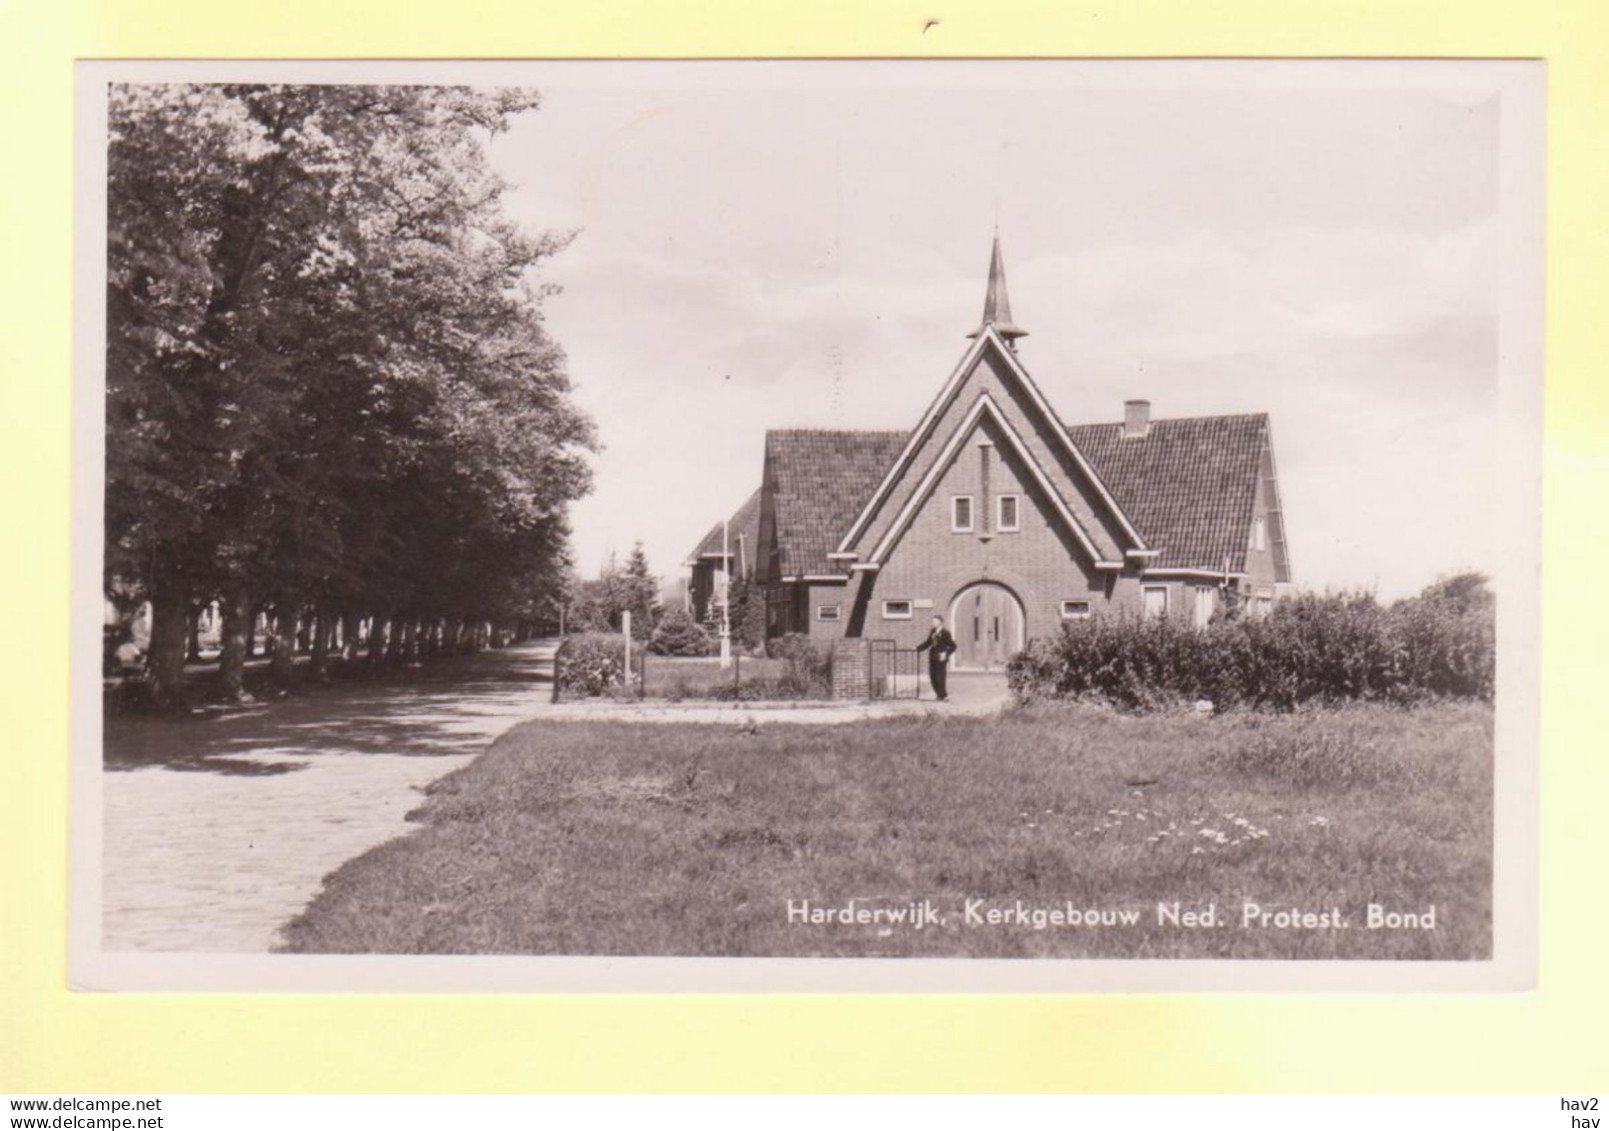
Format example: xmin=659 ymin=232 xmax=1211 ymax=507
xmin=688 ymin=238 xmax=1292 ymax=672
xmin=685 ymin=488 xmax=761 ymax=624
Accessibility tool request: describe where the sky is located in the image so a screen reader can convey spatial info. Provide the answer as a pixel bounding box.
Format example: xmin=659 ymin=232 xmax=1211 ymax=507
xmin=486 ymin=62 xmax=1519 ymax=601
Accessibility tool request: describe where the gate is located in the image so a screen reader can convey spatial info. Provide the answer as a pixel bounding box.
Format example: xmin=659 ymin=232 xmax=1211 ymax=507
xmin=867 ymin=639 xmax=921 ymax=700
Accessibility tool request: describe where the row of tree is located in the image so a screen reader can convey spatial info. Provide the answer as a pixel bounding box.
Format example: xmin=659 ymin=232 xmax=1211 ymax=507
xmin=107 ymin=84 xmax=595 ymax=706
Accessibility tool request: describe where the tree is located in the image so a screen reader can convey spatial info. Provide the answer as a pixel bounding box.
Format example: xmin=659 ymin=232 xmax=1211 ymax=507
xmin=726 ymin=573 xmax=767 ymax=651
xmin=617 ymin=542 xmax=659 ymax=639
xmin=106 ymin=84 xmax=595 ymax=707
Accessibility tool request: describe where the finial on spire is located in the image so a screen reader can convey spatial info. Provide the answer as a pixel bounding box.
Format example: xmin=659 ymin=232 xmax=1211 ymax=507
xmin=967 ymin=234 xmax=1028 ymax=346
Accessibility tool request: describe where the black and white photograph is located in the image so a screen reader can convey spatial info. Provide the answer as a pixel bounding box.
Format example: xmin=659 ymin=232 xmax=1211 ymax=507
xmin=70 ymin=59 xmax=1542 ymax=992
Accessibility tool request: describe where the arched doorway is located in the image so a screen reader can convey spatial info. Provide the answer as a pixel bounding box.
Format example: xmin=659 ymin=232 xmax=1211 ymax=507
xmin=949 ymin=582 xmax=1026 ymax=671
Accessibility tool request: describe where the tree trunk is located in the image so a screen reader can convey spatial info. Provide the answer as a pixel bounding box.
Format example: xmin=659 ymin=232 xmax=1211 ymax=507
xmin=218 ymin=586 xmax=251 ymax=700
xmin=309 ymin=612 xmax=333 ymax=681
xmin=144 ymin=576 xmax=192 ymax=710
xmin=270 ymin=609 xmax=298 ymax=687
xmin=370 ymin=618 xmax=389 ymax=663
xmin=186 ymin=604 xmax=204 ymax=663
xmin=395 ymin=619 xmax=417 ymax=665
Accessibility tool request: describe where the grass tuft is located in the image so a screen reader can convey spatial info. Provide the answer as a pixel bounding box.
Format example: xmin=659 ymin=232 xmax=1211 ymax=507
xmin=279 ymin=701 xmax=1492 ymax=960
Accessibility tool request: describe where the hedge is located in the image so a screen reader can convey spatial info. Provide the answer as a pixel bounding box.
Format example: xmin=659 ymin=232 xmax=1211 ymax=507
xmin=554 ymin=632 xmax=627 ymax=698
xmin=1007 ymin=574 xmax=1495 ymax=711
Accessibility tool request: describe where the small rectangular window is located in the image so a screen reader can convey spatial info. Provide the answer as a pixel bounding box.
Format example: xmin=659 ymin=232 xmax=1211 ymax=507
xmin=816 ymin=604 xmax=840 ymax=622
xmin=882 ymin=600 xmax=913 ymax=620
xmin=951 ymin=495 xmax=974 ymax=533
xmin=1060 ymin=600 xmax=1091 ymax=620
xmin=1193 ymin=585 xmax=1215 ymax=629
xmin=1143 ymin=585 xmax=1169 ymax=620
xmin=1252 ymin=515 xmax=1267 ymax=552
xmin=997 ymin=494 xmax=1020 ymax=532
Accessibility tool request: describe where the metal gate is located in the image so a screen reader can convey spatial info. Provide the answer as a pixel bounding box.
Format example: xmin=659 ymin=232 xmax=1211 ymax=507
xmin=868 ymin=639 xmax=921 ymax=700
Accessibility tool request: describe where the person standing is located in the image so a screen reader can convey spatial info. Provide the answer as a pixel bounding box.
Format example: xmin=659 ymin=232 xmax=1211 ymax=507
xmin=915 ymin=614 xmax=957 ymax=702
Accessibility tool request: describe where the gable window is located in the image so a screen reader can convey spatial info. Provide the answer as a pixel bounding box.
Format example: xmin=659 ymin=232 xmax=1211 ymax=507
xmin=1060 ymin=600 xmax=1091 ymax=620
xmin=1193 ymin=585 xmax=1215 ymax=630
xmin=997 ymin=494 xmax=1021 ymax=533
xmin=951 ymin=495 xmax=974 ymax=533
xmin=817 ymin=604 xmax=841 ymax=622
xmin=882 ymin=599 xmax=913 ymax=620
xmin=1251 ymin=515 xmax=1267 ymax=552
xmin=1143 ymin=585 xmax=1169 ymax=620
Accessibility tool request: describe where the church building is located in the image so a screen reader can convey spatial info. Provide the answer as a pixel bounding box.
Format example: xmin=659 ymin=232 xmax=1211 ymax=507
xmin=687 ymin=238 xmax=1292 ymax=672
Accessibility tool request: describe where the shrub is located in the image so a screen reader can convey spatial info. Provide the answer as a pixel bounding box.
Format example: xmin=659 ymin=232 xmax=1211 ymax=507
xmin=555 ymin=632 xmax=627 ymax=698
xmin=1007 ymin=576 xmax=1495 ymax=712
xmin=761 ymin=633 xmax=833 ymax=698
xmin=648 ymin=607 xmax=710 ymax=656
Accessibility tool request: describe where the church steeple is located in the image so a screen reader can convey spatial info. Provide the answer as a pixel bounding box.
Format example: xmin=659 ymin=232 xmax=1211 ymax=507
xmin=967 ymin=234 xmax=1029 ymax=346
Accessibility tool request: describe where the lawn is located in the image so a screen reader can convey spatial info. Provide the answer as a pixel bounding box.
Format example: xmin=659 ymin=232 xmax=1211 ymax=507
xmin=279 ymin=700 xmax=1493 ymax=959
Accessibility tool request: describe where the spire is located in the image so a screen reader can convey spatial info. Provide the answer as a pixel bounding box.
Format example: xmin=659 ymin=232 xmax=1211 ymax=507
xmin=967 ymin=233 xmax=1029 ymax=346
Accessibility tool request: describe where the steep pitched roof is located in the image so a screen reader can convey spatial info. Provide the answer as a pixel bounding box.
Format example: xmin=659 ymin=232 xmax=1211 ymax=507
xmin=765 ymin=429 xmax=908 ymax=577
xmin=1067 ymin=413 xmax=1270 ymax=573
xmin=687 ymin=487 xmax=763 ymax=574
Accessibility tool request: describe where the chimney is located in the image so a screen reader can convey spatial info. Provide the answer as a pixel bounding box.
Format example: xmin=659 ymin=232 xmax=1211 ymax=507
xmin=1123 ymin=399 xmax=1151 ymax=439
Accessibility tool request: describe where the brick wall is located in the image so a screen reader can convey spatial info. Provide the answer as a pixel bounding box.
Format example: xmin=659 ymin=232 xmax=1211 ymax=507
xmin=848 ymin=347 xmax=1134 ymax=568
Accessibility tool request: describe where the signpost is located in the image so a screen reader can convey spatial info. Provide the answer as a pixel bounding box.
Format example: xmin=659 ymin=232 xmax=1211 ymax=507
xmin=622 ymin=610 xmax=632 ymax=693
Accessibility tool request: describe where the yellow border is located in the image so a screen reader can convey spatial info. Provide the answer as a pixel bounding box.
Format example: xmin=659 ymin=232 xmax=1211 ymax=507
xmin=3 ymin=0 xmax=1606 ymax=1093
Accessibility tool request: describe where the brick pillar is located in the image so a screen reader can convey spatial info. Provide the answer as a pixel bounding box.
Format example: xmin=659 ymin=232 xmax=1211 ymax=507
xmin=832 ymin=638 xmax=872 ymax=701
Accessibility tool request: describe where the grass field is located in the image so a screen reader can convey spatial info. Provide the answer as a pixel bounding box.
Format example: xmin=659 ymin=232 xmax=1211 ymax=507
xmin=279 ymin=700 xmax=1493 ymax=959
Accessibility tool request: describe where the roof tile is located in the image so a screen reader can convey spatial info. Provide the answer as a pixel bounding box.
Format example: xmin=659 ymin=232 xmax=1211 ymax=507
xmin=1067 ymin=414 xmax=1269 ymax=572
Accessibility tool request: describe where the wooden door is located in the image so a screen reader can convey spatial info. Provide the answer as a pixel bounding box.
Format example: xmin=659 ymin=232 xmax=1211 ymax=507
xmin=952 ymin=583 xmax=1025 ymax=671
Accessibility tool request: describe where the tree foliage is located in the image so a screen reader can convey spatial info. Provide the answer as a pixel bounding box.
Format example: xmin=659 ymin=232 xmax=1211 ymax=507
xmin=106 ymin=84 xmax=595 ymax=705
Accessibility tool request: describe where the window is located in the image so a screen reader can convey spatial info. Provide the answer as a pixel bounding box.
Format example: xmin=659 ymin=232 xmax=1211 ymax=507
xmin=951 ymin=495 xmax=974 ymax=533
xmin=1251 ymin=515 xmax=1267 ymax=552
xmin=997 ymin=494 xmax=1021 ymax=532
xmin=882 ymin=600 xmax=913 ymax=620
xmin=1060 ymin=600 xmax=1091 ymax=620
xmin=1193 ymin=585 xmax=1215 ymax=630
xmin=1251 ymin=587 xmax=1274 ymax=618
xmin=817 ymin=604 xmax=841 ymax=622
xmin=1143 ymin=585 xmax=1169 ymax=620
